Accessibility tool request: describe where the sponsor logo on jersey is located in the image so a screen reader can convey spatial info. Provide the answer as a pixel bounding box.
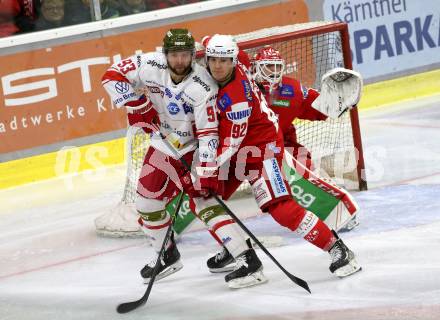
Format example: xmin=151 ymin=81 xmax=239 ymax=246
xmin=251 ymin=177 xmax=272 ymax=208
xmin=264 ymin=158 xmax=289 ymax=198
xmin=241 ymin=80 xmax=253 ymax=101
xmin=148 ymin=86 xmax=163 ymax=97
xmin=217 ymin=93 xmax=232 ymax=111
xmin=173 ymin=129 xmax=191 ymax=137
xmin=146 ymin=59 xmax=167 ymax=69
xmin=279 ymin=84 xmax=294 ymax=97
xmin=295 ymin=211 xmax=318 ymax=237
xmin=301 ymin=85 xmax=309 ymax=99
xmin=226 ymin=107 xmax=252 ymax=121
xmin=272 ymin=99 xmax=290 ymax=107
xmin=208 ymin=138 xmax=219 ymax=151
xmin=136 ymin=55 xmax=142 ymax=67
xmin=167 ymin=102 xmax=180 ymax=115
xmin=222 ymin=236 xmax=232 ymax=245
xmin=115 ymin=81 xmax=129 ymax=94
xmin=182 ymin=102 xmax=194 ymax=114
xmin=192 ymin=75 xmax=211 ymax=92
xmin=164 ymin=88 xmax=173 ymax=98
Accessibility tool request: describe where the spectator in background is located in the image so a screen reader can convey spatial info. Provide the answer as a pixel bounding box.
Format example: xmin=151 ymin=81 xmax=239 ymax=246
xmin=0 ymin=0 xmax=37 ymax=37
xmin=68 ymin=0 xmax=119 ymax=25
xmin=35 ymin=0 xmax=68 ymax=31
xmin=118 ymin=0 xmax=147 ymax=16
xmin=146 ymin=0 xmax=203 ymax=11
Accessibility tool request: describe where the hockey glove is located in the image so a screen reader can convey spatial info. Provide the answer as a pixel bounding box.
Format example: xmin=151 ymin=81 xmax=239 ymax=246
xmin=125 ymin=96 xmax=159 ymax=133
xmin=179 ymin=164 xmax=218 ymax=198
xmin=311 ymin=68 xmax=363 ymax=118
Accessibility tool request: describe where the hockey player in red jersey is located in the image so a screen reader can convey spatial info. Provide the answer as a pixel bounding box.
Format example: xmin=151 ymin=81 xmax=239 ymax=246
xmin=201 ymin=34 xmax=361 ymax=282
xmin=251 ymin=45 xmax=328 ymax=170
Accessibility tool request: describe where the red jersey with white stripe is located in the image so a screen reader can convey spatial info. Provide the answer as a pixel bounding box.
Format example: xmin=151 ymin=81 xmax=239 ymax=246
xmin=215 ymin=61 xmax=283 ymax=165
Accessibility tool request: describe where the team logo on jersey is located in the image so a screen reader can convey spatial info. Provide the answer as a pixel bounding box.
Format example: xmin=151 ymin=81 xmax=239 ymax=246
xmin=301 ymin=85 xmax=309 ymax=99
xmin=279 ymin=84 xmax=294 ymax=97
xmin=241 ymin=80 xmax=253 ymax=101
xmin=115 ymin=81 xmax=129 ymax=94
xmin=272 ymin=99 xmax=290 ymax=107
xmin=167 ymin=102 xmax=180 ymax=115
xmin=226 ymin=108 xmax=252 ymax=121
xmin=217 ymin=93 xmax=232 ymax=111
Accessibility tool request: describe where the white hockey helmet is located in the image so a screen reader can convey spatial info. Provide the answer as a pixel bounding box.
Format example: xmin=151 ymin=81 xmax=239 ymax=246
xmin=205 ymin=34 xmax=239 ymax=65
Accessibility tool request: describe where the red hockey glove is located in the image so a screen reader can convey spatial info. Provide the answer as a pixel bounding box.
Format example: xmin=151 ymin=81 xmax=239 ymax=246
xmin=179 ymin=168 xmax=211 ymax=199
xmin=125 ymin=96 xmax=159 ymax=133
xmin=195 ymin=162 xmax=219 ymax=196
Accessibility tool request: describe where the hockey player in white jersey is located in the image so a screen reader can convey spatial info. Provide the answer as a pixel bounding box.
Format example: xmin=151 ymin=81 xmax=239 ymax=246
xmin=102 ymin=29 xmax=262 ymax=287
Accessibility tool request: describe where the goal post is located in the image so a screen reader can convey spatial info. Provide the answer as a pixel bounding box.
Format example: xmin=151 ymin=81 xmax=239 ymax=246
xmin=95 ymin=21 xmax=367 ymax=238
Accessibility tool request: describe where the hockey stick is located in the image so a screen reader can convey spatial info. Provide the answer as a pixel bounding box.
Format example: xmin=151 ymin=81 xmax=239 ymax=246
xmin=116 ymin=192 xmax=185 ymax=314
xmin=159 ymin=135 xmax=311 ymax=294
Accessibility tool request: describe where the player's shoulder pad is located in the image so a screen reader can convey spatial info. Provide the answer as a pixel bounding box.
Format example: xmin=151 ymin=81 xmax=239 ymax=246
xmin=278 ymin=76 xmax=302 ymax=98
xmin=187 ymin=64 xmax=218 ymax=103
xmin=140 ymin=51 xmax=168 ymax=72
xmin=233 ymin=67 xmax=254 ymax=102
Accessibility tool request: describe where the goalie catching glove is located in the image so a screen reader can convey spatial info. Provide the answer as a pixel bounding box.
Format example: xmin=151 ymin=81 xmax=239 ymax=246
xmin=311 ymin=68 xmax=363 ymax=119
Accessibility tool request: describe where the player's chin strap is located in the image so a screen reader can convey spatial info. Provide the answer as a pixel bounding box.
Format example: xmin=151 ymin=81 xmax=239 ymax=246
xmin=155 ymin=131 xmax=311 ymax=294
xmin=311 ymin=68 xmax=363 ymax=119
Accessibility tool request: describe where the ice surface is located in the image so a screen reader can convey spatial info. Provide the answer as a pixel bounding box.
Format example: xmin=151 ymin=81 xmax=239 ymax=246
xmin=1 ymin=95 xmax=439 ymax=320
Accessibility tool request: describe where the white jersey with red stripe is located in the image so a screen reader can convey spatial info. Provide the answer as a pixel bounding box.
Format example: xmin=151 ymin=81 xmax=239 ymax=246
xmin=102 ymin=51 xmax=219 ymax=161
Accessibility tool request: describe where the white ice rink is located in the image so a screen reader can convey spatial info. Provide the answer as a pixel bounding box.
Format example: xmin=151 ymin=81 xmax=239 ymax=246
xmin=1 ymin=95 xmax=440 ymax=320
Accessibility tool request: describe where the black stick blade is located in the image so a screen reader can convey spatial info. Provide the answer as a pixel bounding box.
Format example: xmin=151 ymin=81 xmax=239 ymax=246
xmin=117 ymin=299 xmax=146 ymax=314
xmin=294 ymin=276 xmax=311 ymax=293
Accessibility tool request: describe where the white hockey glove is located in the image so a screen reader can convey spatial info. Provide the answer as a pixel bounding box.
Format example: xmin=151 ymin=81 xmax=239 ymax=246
xmin=312 ymin=68 xmax=363 ymax=119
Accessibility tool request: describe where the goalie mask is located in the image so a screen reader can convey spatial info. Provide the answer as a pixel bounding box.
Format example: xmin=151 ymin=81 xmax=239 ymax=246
xmin=252 ymin=46 xmax=285 ymax=93
xmin=205 ymin=34 xmax=239 ymax=65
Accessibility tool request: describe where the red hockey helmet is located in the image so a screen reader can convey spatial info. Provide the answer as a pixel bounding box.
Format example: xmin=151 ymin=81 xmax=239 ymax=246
xmin=252 ymin=45 xmax=285 ymax=92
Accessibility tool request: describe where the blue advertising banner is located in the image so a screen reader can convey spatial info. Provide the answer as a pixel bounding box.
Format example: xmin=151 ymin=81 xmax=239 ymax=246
xmin=324 ymin=0 xmax=440 ymax=79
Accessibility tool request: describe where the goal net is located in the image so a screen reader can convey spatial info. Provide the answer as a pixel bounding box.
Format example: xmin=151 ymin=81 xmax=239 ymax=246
xmin=95 ymin=21 xmax=367 ymax=237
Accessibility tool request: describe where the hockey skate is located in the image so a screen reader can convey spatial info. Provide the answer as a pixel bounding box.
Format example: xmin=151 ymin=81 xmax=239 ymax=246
xmin=225 ymin=248 xmax=267 ymax=289
xmin=207 ymin=246 xmax=236 ymax=273
xmin=140 ymin=238 xmax=183 ymax=284
xmin=328 ymin=231 xmax=361 ymax=278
